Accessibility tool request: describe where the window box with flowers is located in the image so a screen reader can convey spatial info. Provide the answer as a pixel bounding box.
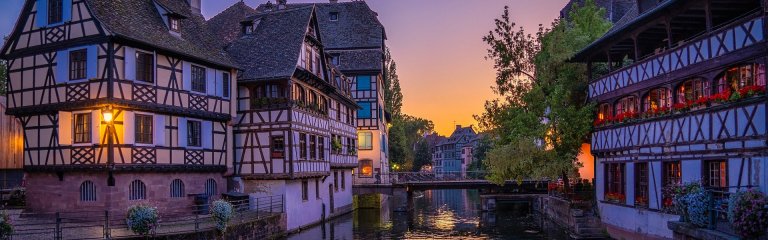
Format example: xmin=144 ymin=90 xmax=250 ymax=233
xmin=605 ymin=192 xmax=626 ymax=203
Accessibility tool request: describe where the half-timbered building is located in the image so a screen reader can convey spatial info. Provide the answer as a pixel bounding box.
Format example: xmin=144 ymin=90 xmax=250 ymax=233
xmin=256 ymin=0 xmax=390 ymax=185
xmin=208 ymin=2 xmax=359 ymax=231
xmin=573 ymin=0 xmax=768 ymax=238
xmin=1 ymin=0 xmax=236 ymax=213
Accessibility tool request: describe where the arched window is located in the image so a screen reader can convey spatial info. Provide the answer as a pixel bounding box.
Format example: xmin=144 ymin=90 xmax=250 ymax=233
xmin=80 ymin=180 xmax=96 ymax=202
xmin=716 ymin=63 xmax=766 ymax=93
xmin=615 ymin=96 xmax=637 ymax=115
xmin=170 ymin=179 xmax=185 ymax=198
xmin=129 ymin=180 xmax=146 ymax=200
xmin=205 ymin=179 xmax=217 ymax=197
xmin=309 ymin=91 xmax=318 ymax=107
xmin=643 ymin=88 xmax=671 ymax=112
xmin=677 ymin=78 xmax=710 ymax=103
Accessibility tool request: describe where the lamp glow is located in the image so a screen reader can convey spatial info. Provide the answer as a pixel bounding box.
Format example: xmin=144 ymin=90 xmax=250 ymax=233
xmin=102 ymin=110 xmax=113 ymax=123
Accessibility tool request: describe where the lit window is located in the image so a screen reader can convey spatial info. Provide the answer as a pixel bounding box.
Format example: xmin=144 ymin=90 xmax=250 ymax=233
xmin=359 ymin=160 xmax=373 ymax=177
xmin=717 ymin=63 xmax=766 ymax=93
xmin=73 ymin=113 xmax=91 ymax=143
xmin=644 ymin=88 xmax=670 ymax=112
xmin=615 ymin=96 xmax=637 ymax=115
xmin=704 ymin=160 xmax=727 ymax=188
xmin=678 ymin=78 xmax=709 ymax=103
xmin=358 ymin=132 xmax=372 ymax=150
xmin=169 ymin=18 xmax=180 ymax=32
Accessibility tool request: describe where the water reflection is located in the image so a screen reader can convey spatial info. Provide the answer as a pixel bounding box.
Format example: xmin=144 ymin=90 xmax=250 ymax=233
xmin=286 ymin=189 xmax=570 ymax=239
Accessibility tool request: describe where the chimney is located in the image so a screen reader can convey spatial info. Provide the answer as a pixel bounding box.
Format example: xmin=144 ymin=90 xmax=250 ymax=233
xmin=187 ymin=0 xmax=202 ymax=16
xmin=277 ymin=0 xmax=287 ymax=10
xmin=456 ymin=125 xmax=462 ymax=130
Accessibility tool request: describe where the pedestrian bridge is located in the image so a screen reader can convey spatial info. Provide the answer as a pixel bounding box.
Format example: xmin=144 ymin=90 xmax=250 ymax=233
xmin=352 ymin=171 xmax=548 ymax=195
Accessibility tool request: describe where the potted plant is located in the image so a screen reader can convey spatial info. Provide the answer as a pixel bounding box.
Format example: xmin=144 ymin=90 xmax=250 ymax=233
xmin=331 ymin=138 xmax=342 ymax=153
xmin=737 ymin=85 xmax=766 ymax=99
xmin=0 ymin=211 xmax=13 ymax=240
xmin=605 ymin=192 xmax=626 ymax=203
xmin=727 ymin=188 xmax=768 ymax=239
xmin=684 ymin=187 xmax=710 ymax=228
xmin=211 ymin=199 xmax=235 ymax=234
xmin=126 ymin=203 xmax=159 ymax=237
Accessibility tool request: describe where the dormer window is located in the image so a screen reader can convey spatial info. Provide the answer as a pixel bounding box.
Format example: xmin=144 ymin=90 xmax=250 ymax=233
xmin=330 ymin=12 xmax=339 ymax=21
xmin=244 ymin=24 xmax=254 ymax=34
xmin=331 ymin=54 xmax=340 ymax=66
xmin=169 ymin=17 xmax=180 ymax=32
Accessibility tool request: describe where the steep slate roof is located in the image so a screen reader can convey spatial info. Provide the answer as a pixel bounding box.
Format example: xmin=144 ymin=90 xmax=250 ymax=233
xmin=85 ymin=0 xmax=236 ymax=68
xmin=223 ymin=5 xmax=315 ymax=81
xmin=256 ymin=1 xmax=386 ymax=72
xmin=206 ymin=1 xmax=258 ymax=48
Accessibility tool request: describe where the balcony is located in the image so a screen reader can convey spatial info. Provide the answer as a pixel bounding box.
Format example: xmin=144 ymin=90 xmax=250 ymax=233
xmin=588 ymin=15 xmax=764 ymax=100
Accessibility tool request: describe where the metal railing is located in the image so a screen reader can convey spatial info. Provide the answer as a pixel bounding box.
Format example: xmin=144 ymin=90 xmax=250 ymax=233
xmin=353 ymin=171 xmax=488 ymax=185
xmin=7 ymin=195 xmax=284 ymax=240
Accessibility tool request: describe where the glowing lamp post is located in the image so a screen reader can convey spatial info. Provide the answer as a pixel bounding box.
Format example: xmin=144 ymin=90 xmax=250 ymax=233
xmin=103 ymin=105 xmax=115 ymax=186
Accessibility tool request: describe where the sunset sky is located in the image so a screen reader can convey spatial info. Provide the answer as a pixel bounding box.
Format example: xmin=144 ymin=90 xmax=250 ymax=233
xmin=0 ymin=0 xmax=568 ymax=136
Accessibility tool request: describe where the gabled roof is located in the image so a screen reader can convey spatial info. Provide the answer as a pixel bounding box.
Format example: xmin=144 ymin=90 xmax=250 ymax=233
xmin=206 ymin=1 xmax=258 ymax=48
xmin=85 ymin=0 xmax=236 ymax=68
xmin=223 ymin=5 xmax=315 ymax=81
xmin=255 ymin=1 xmax=386 ymax=72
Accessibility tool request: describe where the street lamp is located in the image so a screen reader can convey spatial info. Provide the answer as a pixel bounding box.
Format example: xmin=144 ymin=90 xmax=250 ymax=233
xmin=102 ymin=106 xmax=114 ymax=123
xmin=103 ymin=105 xmax=115 ymax=186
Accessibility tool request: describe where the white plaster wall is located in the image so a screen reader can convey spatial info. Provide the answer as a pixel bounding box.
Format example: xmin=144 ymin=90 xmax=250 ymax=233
xmin=681 ymin=160 xmax=702 ymax=183
xmin=284 ymin=178 xmax=326 ymax=231
xmin=335 ymin=169 xmax=353 ymax=209
xmin=626 ymin=163 xmax=635 ymax=206
xmin=599 ymin=202 xmax=678 ymax=239
xmin=596 ymin=160 xmax=605 ymax=201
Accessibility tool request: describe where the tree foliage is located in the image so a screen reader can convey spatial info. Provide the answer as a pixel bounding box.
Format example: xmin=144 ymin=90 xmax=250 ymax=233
xmin=384 ymin=48 xmax=403 ymax=117
xmin=478 ymin=0 xmax=611 ymax=184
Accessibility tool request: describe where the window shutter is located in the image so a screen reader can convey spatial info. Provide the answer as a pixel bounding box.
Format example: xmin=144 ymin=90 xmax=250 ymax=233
xmin=58 ymin=111 xmax=72 ymax=145
xmin=124 ymin=47 xmax=136 ymax=80
xmin=177 ymin=117 xmax=187 ymax=147
xmin=123 ymin=111 xmax=134 ymax=145
xmin=207 ymin=68 xmax=216 ymax=96
xmin=86 ymin=45 xmax=98 ymax=79
xmin=91 ymin=110 xmax=101 ymax=145
xmin=56 ymin=50 xmax=69 ymax=83
xmin=182 ymin=62 xmax=191 ymax=91
xmin=36 ymin=0 xmax=47 ymax=27
xmin=154 ymin=115 xmax=165 ymax=146
xmin=202 ymin=121 xmax=212 ymax=149
xmin=62 ymin=0 xmax=72 ymax=22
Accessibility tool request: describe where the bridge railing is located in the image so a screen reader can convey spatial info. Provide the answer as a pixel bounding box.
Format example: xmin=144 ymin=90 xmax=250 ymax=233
xmin=353 ymin=171 xmax=488 ymax=185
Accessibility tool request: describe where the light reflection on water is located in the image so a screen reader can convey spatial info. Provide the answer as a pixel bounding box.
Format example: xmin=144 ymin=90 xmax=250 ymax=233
xmin=286 ymin=189 xmax=570 ymax=240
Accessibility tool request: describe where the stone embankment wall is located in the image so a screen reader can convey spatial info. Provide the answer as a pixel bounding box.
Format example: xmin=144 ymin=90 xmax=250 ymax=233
xmin=538 ymin=196 xmax=606 ymax=239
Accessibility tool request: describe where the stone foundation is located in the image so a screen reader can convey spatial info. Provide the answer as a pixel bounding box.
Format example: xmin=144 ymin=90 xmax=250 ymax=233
xmin=25 ymin=171 xmax=226 ymax=214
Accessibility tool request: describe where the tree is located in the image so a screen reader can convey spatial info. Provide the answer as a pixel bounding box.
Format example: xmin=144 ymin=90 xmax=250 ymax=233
xmin=412 ymin=139 xmax=431 ymax=172
xmin=479 ymin=0 xmax=611 ymax=184
xmin=384 ymin=48 xmax=403 ymax=117
xmin=388 ymin=114 xmax=434 ymax=171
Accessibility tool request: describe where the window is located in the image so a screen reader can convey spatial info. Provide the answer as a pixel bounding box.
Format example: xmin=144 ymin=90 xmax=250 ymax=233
xmin=191 ymin=65 xmax=206 ymax=93
xmin=704 ymin=160 xmax=727 ymax=188
xmin=136 ymin=52 xmax=154 ymax=83
xmin=205 ymin=178 xmax=217 ymax=197
xmin=187 ymin=120 xmax=201 ymax=147
xmin=73 ymin=113 xmax=91 ymax=143
xmin=315 ymin=179 xmax=320 ymax=199
xmin=222 ymin=72 xmax=230 ymax=98
xmin=309 ymin=135 xmax=317 ymax=159
xmin=356 ymin=76 xmax=371 ymax=90
xmin=381 ymin=134 xmax=387 ymax=152
xmin=315 ymin=55 xmax=322 ymax=76
xmin=305 ymin=46 xmax=313 ymax=71
xmin=358 ymin=102 xmax=372 ymax=119
xmin=334 ymin=171 xmax=339 ymax=192
xmin=135 ymin=114 xmax=153 ymax=144
xmin=717 ymin=63 xmax=766 ymax=93
xmin=615 ymin=96 xmax=637 ymax=115
xmin=605 ymin=163 xmax=625 ymax=202
xmin=80 ymin=180 xmax=96 ymax=202
xmin=271 ymin=136 xmax=285 ymax=158
xmin=243 ymin=23 xmax=254 ymax=34
xmin=330 ymin=12 xmax=339 ymax=21
xmin=169 ymin=18 xmax=180 ymax=32
xmin=678 ymin=79 xmax=710 ymax=103
xmin=331 ymin=54 xmax=340 ymax=65
xmin=358 ymin=132 xmax=372 ymax=150
xmin=635 ymin=163 xmax=649 ymax=207
xmin=662 ymin=161 xmax=682 ymax=208
xmin=318 ymin=136 xmax=325 ymax=160
xmin=69 ymin=49 xmax=87 ymax=80
xmin=48 ymin=0 xmax=64 ymax=24
xmin=644 ymin=88 xmax=670 ymax=112
xmin=359 ymin=160 xmax=373 ymax=177
xmin=302 ymin=180 xmax=309 ymax=201
xmin=170 ymin=179 xmax=184 ymax=198
xmin=299 ymin=133 xmax=307 ymax=159
xmin=336 ymin=102 xmax=341 ymax=121
xmin=341 ymin=172 xmax=345 ymax=189
xmin=129 ymin=180 xmax=146 ymax=200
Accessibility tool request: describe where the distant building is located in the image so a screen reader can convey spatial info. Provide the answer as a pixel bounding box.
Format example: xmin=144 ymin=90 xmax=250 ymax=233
xmin=572 ymin=0 xmax=768 ymax=238
xmin=432 ymin=125 xmax=477 ymax=173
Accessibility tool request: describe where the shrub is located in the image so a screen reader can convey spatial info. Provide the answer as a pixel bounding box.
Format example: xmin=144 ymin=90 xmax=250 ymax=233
xmin=0 ymin=211 xmax=13 ymax=240
xmin=727 ymin=189 xmax=768 ymax=239
xmin=665 ymin=182 xmax=702 ymax=217
xmin=684 ymin=188 xmax=710 ymax=228
xmin=126 ymin=204 xmax=159 ymax=236
xmin=210 ymin=200 xmax=234 ymax=233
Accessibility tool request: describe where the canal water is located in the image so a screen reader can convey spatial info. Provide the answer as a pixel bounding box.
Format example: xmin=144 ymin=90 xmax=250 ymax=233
xmin=286 ymin=189 xmax=570 ymax=239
